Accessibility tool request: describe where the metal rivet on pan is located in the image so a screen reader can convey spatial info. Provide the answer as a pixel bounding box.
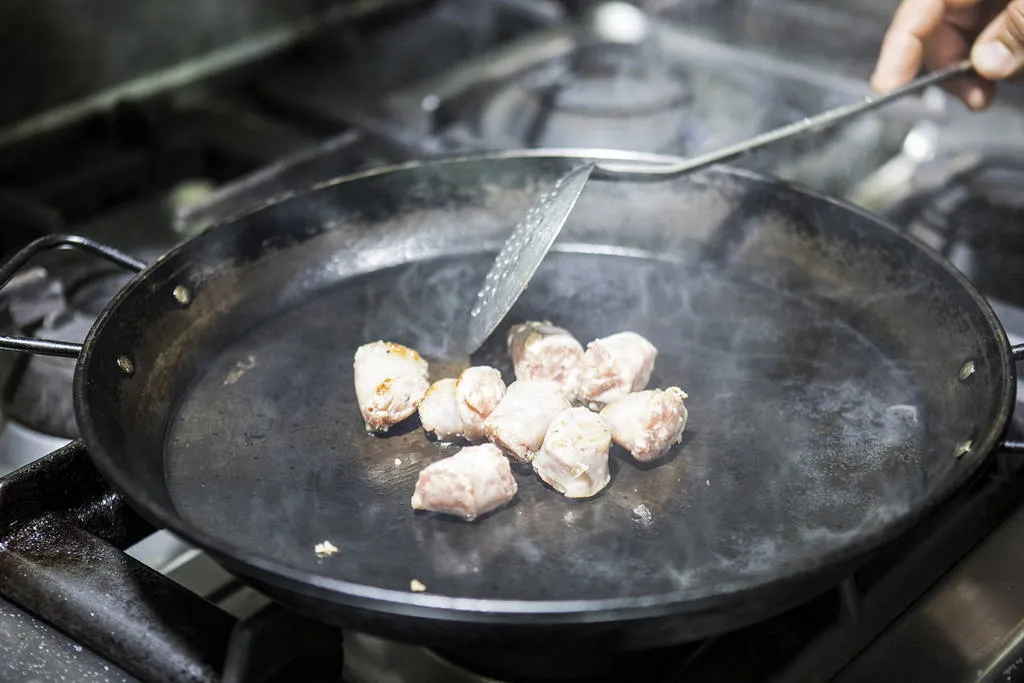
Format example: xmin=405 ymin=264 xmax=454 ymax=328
xmin=172 ymin=285 xmax=191 ymax=306
xmin=958 ymin=360 xmax=976 ymax=381
xmin=116 ymin=355 xmax=134 ymax=376
xmin=955 ymin=440 xmax=973 ymax=459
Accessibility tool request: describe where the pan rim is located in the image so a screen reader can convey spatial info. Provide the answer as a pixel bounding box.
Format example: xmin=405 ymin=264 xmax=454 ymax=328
xmin=74 ymin=148 xmax=1016 ymax=623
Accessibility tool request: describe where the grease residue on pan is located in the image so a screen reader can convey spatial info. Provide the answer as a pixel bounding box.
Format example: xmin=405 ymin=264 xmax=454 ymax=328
xmin=163 ymin=250 xmax=928 ymax=603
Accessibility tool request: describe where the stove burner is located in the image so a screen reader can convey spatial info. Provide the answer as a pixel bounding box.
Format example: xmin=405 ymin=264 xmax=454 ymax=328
xmin=587 ymin=2 xmax=652 ymax=46
xmin=430 ymin=643 xmax=696 ymax=683
xmin=886 ymin=158 xmax=1024 ymax=309
xmin=471 ymin=1 xmax=694 ymax=151
xmin=2 ymin=267 xmax=131 ymax=441
xmin=477 ymin=52 xmax=694 ymax=151
xmin=557 ymin=56 xmax=690 ymax=118
xmin=341 ymin=631 xmax=698 ymax=683
xmin=64 ymin=268 xmax=133 ymax=318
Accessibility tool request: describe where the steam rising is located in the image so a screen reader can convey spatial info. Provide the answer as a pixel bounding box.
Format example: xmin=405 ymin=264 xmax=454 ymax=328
xmin=165 ymin=243 xmax=931 ymax=603
xmin=362 ymin=259 xmax=478 ymax=360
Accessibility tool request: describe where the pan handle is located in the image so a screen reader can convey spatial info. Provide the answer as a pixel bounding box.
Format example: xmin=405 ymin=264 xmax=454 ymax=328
xmin=1000 ymin=344 xmax=1024 ymax=453
xmin=0 ymin=235 xmax=146 ymax=359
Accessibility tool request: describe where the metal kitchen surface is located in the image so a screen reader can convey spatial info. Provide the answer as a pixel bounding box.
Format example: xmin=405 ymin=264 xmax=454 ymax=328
xmin=3 ymin=1 xmax=1024 ymax=682
xmin=833 ymin=502 xmax=1024 ymax=683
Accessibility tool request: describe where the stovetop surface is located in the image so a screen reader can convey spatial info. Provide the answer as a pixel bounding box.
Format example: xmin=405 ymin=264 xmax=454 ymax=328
xmin=3 ymin=438 xmax=1024 ymax=683
xmin=4 ymin=2 xmax=1024 ymax=682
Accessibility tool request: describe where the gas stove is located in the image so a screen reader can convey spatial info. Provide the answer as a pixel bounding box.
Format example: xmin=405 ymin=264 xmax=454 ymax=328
xmin=4 ymin=1 xmax=1024 ymax=682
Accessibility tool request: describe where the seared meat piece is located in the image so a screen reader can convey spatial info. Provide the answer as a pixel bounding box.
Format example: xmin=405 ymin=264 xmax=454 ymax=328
xmin=600 ymin=387 xmax=689 ymax=462
xmin=507 ymin=322 xmax=584 ymax=397
xmin=484 ymin=380 xmax=571 ymax=464
xmin=419 ymin=378 xmax=464 ymax=441
xmin=410 ymin=443 xmax=518 ymax=521
xmin=455 ymin=366 xmax=507 ymax=442
xmin=533 ymin=407 xmax=612 ymax=499
xmin=576 ymin=331 xmax=657 ymax=411
xmin=354 ymin=341 xmax=430 ymax=432
xmin=418 ymin=366 xmax=506 ymax=442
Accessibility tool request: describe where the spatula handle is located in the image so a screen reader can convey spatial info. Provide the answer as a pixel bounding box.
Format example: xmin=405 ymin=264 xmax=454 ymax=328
xmin=595 ymin=60 xmax=974 ymax=180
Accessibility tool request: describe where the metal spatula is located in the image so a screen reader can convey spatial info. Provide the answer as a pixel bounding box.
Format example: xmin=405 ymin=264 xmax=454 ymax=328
xmin=462 ymin=60 xmax=973 ymax=356
xmin=464 ymin=162 xmax=594 ymax=355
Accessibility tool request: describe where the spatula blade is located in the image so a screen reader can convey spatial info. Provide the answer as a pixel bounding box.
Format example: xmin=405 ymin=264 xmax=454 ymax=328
xmin=464 ymin=163 xmax=594 ymax=356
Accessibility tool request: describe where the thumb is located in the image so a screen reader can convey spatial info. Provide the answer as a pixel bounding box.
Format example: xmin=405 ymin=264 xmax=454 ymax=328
xmin=972 ymin=0 xmax=1024 ymax=80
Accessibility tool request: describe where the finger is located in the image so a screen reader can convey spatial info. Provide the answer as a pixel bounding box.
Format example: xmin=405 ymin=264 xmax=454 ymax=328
xmin=972 ymin=0 xmax=1024 ymax=79
xmin=946 ymin=0 xmax=999 ymax=31
xmin=873 ymin=0 xmax=947 ymax=92
xmin=925 ymin=21 xmax=995 ymax=108
xmin=924 ymin=19 xmax=971 ymax=65
xmin=872 ymin=0 xmax=993 ymax=92
xmin=950 ymin=74 xmax=996 ymax=109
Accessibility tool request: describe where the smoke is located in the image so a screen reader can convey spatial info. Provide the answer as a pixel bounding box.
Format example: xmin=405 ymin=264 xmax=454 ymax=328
xmin=361 ymin=257 xmax=481 ymax=360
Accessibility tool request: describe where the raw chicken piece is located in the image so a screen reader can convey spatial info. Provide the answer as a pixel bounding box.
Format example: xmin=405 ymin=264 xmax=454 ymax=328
xmin=353 ymin=341 xmax=430 ymax=433
xmin=533 ymin=407 xmax=612 ymax=499
xmin=455 ymin=366 xmax=507 ymax=442
xmin=507 ymin=322 xmax=584 ymax=396
xmin=419 ymin=378 xmax=464 ymax=441
xmin=576 ymin=331 xmax=657 ymax=411
xmin=410 ymin=443 xmax=518 ymax=521
xmin=484 ymin=380 xmax=571 ymax=464
xmin=600 ymin=387 xmax=689 ymax=462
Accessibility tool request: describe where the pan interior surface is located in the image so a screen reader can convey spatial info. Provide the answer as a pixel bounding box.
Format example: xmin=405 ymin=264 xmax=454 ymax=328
xmin=163 ymin=249 xmax=928 ymax=603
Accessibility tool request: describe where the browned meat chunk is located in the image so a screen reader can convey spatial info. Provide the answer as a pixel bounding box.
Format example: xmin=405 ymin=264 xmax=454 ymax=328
xmin=410 ymin=443 xmax=518 ymax=520
xmin=600 ymin=387 xmax=688 ymax=462
xmin=507 ymin=322 xmax=584 ymax=397
xmin=418 ymin=378 xmax=463 ymax=441
xmin=455 ymin=366 xmax=507 ymax=442
xmin=533 ymin=407 xmax=612 ymax=498
xmin=354 ymin=341 xmax=430 ymax=432
xmin=483 ymin=380 xmax=571 ymax=464
xmin=576 ymin=331 xmax=657 ymax=411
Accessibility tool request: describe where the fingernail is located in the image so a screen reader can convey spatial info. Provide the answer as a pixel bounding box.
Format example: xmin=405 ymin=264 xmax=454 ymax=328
xmin=963 ymin=84 xmax=990 ymax=111
xmin=869 ymin=71 xmax=892 ymax=93
xmin=974 ymin=41 xmax=1015 ymax=76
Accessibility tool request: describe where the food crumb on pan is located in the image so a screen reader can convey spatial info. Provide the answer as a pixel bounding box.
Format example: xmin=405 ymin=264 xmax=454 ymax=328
xmin=410 ymin=579 xmax=426 ymax=592
xmin=394 ymin=458 xmax=402 ymax=466
xmin=223 ymin=355 xmax=257 ymax=385
xmin=314 ymin=541 xmax=339 ymax=558
xmin=632 ymin=504 xmax=653 ymax=527
xmin=706 ymin=479 xmax=711 ymax=487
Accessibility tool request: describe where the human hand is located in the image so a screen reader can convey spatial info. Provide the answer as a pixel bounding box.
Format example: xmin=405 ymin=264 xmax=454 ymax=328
xmin=872 ymin=0 xmax=1024 ymax=110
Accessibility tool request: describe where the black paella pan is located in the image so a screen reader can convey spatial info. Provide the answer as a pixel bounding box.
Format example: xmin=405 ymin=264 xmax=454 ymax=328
xmin=0 ymin=149 xmax=1020 ymax=651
